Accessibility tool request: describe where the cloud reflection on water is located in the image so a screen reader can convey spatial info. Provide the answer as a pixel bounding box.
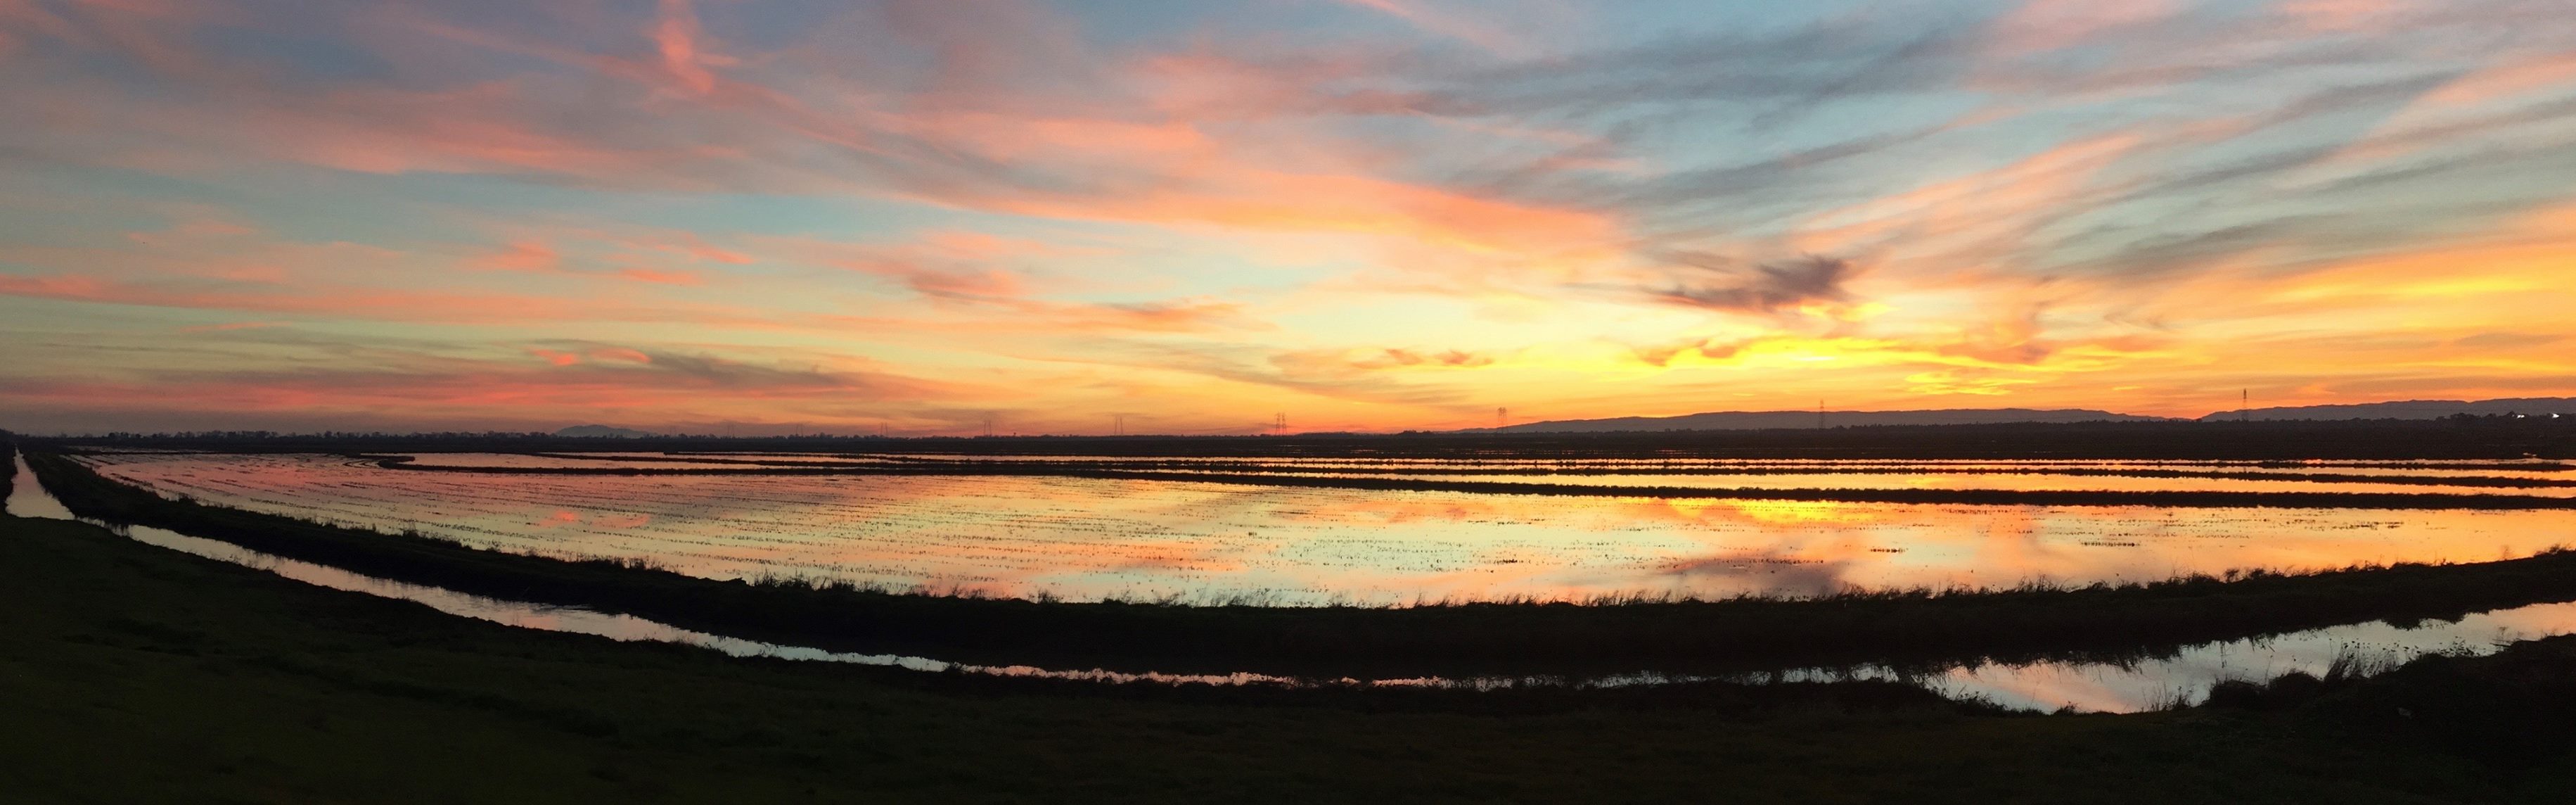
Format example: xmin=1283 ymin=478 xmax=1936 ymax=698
xmin=67 ymin=452 xmax=2576 ymax=605
xmin=15 ymin=452 xmax=2576 ymax=714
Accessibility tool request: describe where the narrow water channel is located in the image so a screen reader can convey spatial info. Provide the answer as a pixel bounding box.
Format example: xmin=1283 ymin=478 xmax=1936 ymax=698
xmin=11 ymin=453 xmax=2570 ymax=713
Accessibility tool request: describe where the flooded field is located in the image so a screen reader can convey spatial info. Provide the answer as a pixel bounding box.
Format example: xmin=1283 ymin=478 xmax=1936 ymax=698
xmin=69 ymin=451 xmax=2576 ymax=604
xmin=15 ymin=451 xmax=2576 ymax=714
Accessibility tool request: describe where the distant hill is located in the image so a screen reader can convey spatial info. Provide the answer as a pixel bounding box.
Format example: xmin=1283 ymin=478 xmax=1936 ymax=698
xmin=1473 ymin=407 xmax=2169 ymax=433
xmin=554 ymin=424 xmax=658 ymax=438
xmin=2197 ymin=398 xmax=2576 ymax=422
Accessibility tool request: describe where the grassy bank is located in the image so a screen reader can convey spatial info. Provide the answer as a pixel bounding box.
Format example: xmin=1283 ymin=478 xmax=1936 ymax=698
xmin=27 ymin=447 xmax=2576 ymax=680
xmin=8 ymin=511 xmax=2576 ymax=801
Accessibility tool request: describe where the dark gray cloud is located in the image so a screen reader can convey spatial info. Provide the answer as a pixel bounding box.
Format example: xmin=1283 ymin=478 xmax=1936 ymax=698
xmin=1649 ymin=255 xmax=1857 ymax=313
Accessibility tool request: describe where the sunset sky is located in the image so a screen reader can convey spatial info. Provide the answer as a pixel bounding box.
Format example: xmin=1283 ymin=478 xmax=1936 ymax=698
xmin=4 ymin=0 xmax=2573 ymax=435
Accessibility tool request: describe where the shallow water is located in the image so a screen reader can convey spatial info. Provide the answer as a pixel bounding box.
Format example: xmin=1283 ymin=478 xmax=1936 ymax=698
xmin=391 ymin=453 xmax=811 ymax=470
xmin=13 ymin=452 xmax=2576 ymax=714
xmin=71 ymin=451 xmax=2576 ymax=604
xmin=5 ymin=455 xmax=76 ymax=519
xmin=8 ymin=454 xmax=1290 ymax=685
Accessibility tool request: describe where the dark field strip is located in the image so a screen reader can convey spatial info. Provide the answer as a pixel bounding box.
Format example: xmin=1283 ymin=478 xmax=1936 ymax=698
xmin=28 ymin=448 xmax=2576 ymax=680
xmin=762 ymin=452 xmax=2576 ymax=472
xmin=861 ymin=455 xmax=2576 ymax=472
xmin=521 ymin=452 xmax=882 ymax=467
xmin=732 ymin=457 xmax=2576 ymax=488
xmin=47 ymin=419 xmax=2576 ymax=462
xmin=359 ymin=457 xmax=2576 ymax=509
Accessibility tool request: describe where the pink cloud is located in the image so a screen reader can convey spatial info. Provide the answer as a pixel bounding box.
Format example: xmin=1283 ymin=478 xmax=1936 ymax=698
xmin=174 ymin=320 xmax=289 ymax=334
xmin=1335 ymin=0 xmax=1523 ymax=55
xmin=529 ymin=348 xmax=582 ymax=367
xmin=477 ymin=240 xmax=560 ymax=272
xmin=1988 ymin=0 xmax=2181 ymax=55
xmin=0 ymin=272 xmax=780 ymax=328
xmin=649 ymin=0 xmax=724 ymax=96
xmin=2276 ymin=0 xmax=2401 ymax=32
xmin=615 ymin=267 xmax=703 ymax=285
xmin=587 ymin=347 xmax=654 ymax=365
xmin=1793 ymin=134 xmax=2143 ymax=265
xmin=2422 ymin=51 xmax=2576 ymax=107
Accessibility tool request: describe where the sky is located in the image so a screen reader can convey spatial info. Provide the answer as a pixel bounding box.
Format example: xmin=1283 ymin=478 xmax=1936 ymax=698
xmin=2 ymin=0 xmax=2573 ymax=436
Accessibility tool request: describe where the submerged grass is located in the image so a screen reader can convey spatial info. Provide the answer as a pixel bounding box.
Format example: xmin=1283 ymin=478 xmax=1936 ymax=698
xmin=25 ymin=443 xmax=2576 ymax=680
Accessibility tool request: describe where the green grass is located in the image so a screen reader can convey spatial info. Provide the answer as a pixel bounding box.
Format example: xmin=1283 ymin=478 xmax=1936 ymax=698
xmin=6 ymin=513 xmax=2576 ymax=802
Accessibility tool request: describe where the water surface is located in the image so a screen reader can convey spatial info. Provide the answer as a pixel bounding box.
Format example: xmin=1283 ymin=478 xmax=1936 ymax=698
xmin=14 ymin=453 xmax=2574 ymax=714
xmin=74 ymin=451 xmax=2576 ymax=604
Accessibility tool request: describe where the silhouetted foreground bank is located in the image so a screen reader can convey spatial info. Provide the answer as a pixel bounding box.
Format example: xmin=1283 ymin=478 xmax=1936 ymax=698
xmin=6 ymin=511 xmax=2575 ymax=801
xmin=26 ymin=447 xmax=2576 ymax=679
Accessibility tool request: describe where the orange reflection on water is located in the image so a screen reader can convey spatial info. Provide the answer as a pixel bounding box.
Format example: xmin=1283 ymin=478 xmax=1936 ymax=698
xmin=1642 ymin=497 xmax=1878 ymax=526
xmin=69 ymin=452 xmax=2576 ymax=605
